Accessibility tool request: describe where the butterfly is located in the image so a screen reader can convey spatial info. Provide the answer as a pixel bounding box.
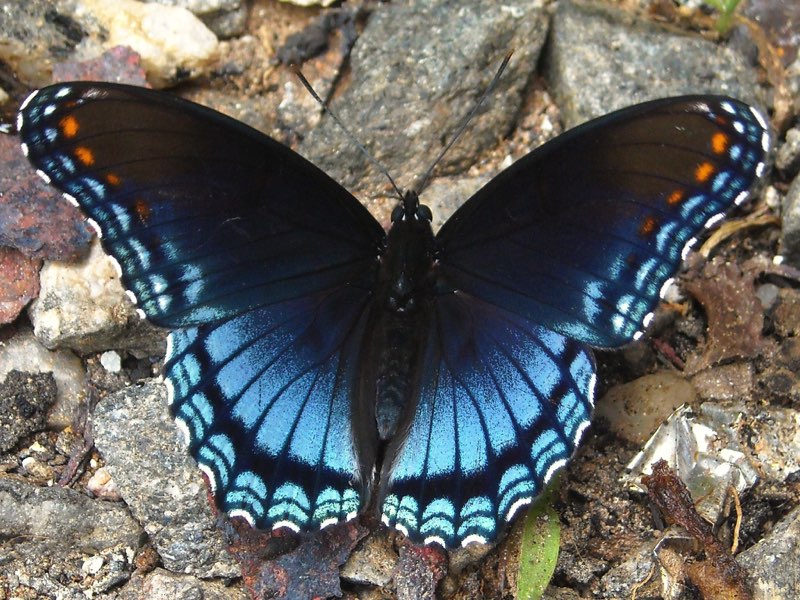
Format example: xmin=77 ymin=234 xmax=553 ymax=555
xmin=17 ymin=82 xmax=769 ymax=549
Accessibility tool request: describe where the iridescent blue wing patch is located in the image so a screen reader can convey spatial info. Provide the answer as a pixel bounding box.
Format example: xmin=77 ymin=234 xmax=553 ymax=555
xmin=436 ymin=96 xmax=770 ymax=348
xmin=380 ymin=292 xmax=595 ymax=547
xmin=17 ymin=82 xmax=385 ymax=533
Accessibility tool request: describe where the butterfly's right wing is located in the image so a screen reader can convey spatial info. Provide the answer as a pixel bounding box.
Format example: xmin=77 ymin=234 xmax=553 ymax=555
xmin=18 ymin=82 xmax=386 ymax=532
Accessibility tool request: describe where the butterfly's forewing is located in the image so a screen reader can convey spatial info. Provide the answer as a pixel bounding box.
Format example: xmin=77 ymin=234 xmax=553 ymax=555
xmin=436 ymin=96 xmax=770 ymax=348
xmin=18 ymin=82 xmax=386 ymax=532
xmin=380 ymin=96 xmax=769 ymax=547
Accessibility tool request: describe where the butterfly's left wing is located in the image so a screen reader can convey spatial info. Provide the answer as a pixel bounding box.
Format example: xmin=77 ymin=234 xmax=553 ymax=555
xmin=17 ymin=83 xmax=386 ymax=533
xmin=380 ymin=96 xmax=769 ymax=547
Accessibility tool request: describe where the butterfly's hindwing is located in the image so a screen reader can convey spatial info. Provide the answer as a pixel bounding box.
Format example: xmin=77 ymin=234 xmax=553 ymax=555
xmin=166 ymin=285 xmax=376 ymax=530
xmin=380 ymin=292 xmax=595 ymax=547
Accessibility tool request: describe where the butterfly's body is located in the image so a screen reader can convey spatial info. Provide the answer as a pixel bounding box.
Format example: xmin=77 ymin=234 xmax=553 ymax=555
xmin=18 ymin=83 xmax=769 ymax=548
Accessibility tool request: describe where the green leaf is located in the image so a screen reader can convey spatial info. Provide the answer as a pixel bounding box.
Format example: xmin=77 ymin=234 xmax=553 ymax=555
xmin=517 ymin=484 xmax=561 ymax=600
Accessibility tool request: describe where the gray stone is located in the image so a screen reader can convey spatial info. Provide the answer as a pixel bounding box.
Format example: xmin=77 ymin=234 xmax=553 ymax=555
xmin=301 ymin=0 xmax=549 ymax=213
xmin=775 ymin=127 xmax=800 ymax=174
xmin=0 ymin=326 xmax=87 ymax=429
xmin=92 ymin=380 xmax=239 ymax=578
xmin=115 ymin=568 xmax=249 ymax=600
xmin=739 ymin=505 xmax=800 ymax=600
xmin=781 ymin=173 xmax=800 ymax=267
xmin=0 ymin=477 xmax=143 ymax=598
xmin=547 ymin=0 xmax=765 ymax=127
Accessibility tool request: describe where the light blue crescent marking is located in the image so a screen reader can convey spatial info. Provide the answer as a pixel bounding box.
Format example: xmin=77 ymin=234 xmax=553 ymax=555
xmin=456 ymin=497 xmax=494 ymax=537
xmin=634 ymin=257 xmax=658 ymax=291
xmin=80 ymin=176 xmax=105 ymax=201
xmin=107 ymin=203 xmax=131 ymax=233
xmin=168 ymin=355 xmax=202 ymax=400
xmin=712 ymin=170 xmax=733 ymax=195
xmin=729 ymin=144 xmax=742 ymax=161
xmin=531 ymin=429 xmax=566 ymax=471
xmin=232 ymin=471 xmax=268 ymax=501
xmin=182 ymin=391 xmax=214 ymax=429
xmin=45 ymin=127 xmax=57 ymax=142
xmin=127 ymin=238 xmax=151 ymax=270
xmin=655 ymin=220 xmax=680 ymax=255
xmin=581 ymin=280 xmax=604 ymax=322
xmin=679 ymin=194 xmax=706 ymax=221
xmin=421 ymin=498 xmax=457 ymax=524
xmin=556 ymin=390 xmax=583 ymax=434
xmin=395 ymin=496 xmax=420 ymax=530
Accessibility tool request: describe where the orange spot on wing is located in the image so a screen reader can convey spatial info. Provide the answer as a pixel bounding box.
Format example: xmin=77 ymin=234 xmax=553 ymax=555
xmin=640 ymin=216 xmax=658 ymax=237
xmin=59 ymin=115 xmax=79 ymax=138
xmin=667 ymin=190 xmax=684 ymax=206
xmin=134 ymin=199 xmax=151 ymax=223
xmin=74 ymin=146 xmax=94 ymax=166
xmin=105 ymin=173 xmax=121 ymax=186
xmin=695 ymin=162 xmax=715 ymax=183
xmin=711 ymin=132 xmax=728 ymax=154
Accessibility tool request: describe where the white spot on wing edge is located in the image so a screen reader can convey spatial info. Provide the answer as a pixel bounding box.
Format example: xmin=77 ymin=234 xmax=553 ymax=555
xmin=460 ymin=533 xmax=488 ymax=547
xmin=505 ymin=497 xmax=532 ymax=522
xmin=587 ymin=372 xmax=597 ymax=406
xmin=198 ymin=463 xmax=218 ymax=493
xmin=63 ymin=193 xmax=79 ymax=207
xmin=424 ymin=535 xmax=447 ymax=548
xmin=319 ymin=517 xmax=339 ymax=530
xmin=659 ymin=277 xmax=676 ymax=299
xmin=164 ymin=376 xmax=175 ymax=406
xmin=174 ymin=416 xmax=190 ymax=446
xmin=87 ymin=218 xmax=102 ymax=237
xmin=749 ymin=105 xmax=768 ymax=131
xmin=19 ymin=89 xmax=40 ymax=112
xmin=229 ymin=509 xmax=256 ymax=527
xmin=704 ymin=213 xmax=725 ymax=230
xmin=109 ymin=256 xmax=123 ymax=278
xmin=165 ymin=333 xmax=175 ymax=362
xmin=544 ymin=458 xmax=568 ymax=484
xmin=19 ymin=141 xmax=28 ymax=157
xmin=35 ymin=169 xmax=51 ymax=184
xmin=125 ymin=290 xmax=138 ymax=305
xmin=55 ymin=86 xmax=72 ymax=99
xmin=273 ymin=520 xmax=301 ymax=533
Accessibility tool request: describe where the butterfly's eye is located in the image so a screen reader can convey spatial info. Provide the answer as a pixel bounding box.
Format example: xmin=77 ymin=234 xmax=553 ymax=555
xmin=391 ymin=204 xmax=404 ymax=222
xmin=417 ymin=204 xmax=433 ymax=222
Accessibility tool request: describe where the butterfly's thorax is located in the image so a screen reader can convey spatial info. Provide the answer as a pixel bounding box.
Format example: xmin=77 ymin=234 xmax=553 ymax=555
xmin=362 ymin=192 xmax=437 ymax=441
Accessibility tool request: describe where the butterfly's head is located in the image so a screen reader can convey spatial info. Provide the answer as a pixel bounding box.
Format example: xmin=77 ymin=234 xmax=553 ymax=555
xmin=391 ymin=190 xmax=433 ymax=224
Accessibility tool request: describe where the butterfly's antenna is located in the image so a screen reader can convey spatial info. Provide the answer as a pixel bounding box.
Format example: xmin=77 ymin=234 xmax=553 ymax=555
xmin=291 ymin=65 xmax=405 ymax=202
xmin=415 ymin=51 xmax=513 ymax=194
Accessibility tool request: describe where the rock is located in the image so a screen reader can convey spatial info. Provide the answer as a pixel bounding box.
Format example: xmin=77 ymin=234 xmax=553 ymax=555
xmin=0 ymin=476 xmax=143 ymax=598
xmin=29 ymin=239 xmax=165 ymax=356
xmin=92 ymin=380 xmax=239 ymax=578
xmin=301 ymin=0 xmax=550 ymax=217
xmin=547 ymin=0 xmax=765 ymax=127
xmin=595 ymin=372 xmax=696 ymax=445
xmin=781 ymin=173 xmax=800 ymax=266
xmin=0 ymin=326 xmax=87 ymax=429
xmin=739 ymin=506 xmax=800 ymax=600
xmin=75 ymin=0 xmax=220 ymax=87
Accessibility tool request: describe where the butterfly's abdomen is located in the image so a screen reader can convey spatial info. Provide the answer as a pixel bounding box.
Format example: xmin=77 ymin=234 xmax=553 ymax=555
xmin=361 ymin=201 xmax=437 ymax=441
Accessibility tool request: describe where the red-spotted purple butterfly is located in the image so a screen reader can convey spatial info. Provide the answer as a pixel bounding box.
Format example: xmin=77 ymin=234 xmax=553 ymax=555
xmin=17 ymin=83 xmax=769 ymax=548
